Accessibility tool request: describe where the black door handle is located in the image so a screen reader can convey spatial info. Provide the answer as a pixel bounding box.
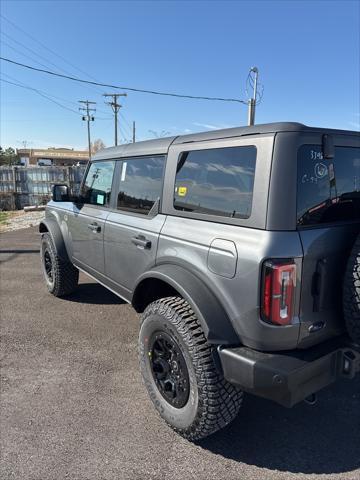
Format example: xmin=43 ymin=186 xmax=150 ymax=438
xmin=87 ymin=222 xmax=101 ymax=233
xmin=131 ymin=235 xmax=151 ymax=249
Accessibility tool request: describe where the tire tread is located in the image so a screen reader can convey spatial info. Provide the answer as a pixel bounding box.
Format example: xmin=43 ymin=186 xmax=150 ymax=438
xmin=343 ymin=235 xmax=360 ymax=344
xmin=42 ymin=233 xmax=79 ymax=297
xmin=140 ymin=296 xmax=243 ymax=441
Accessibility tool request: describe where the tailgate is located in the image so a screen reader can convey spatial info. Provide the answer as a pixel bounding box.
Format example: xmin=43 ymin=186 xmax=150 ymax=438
xmin=297 ymin=224 xmax=359 ymax=348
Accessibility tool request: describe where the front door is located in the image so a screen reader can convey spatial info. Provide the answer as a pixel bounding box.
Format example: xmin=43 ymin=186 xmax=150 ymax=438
xmin=104 ymin=155 xmax=166 ymax=294
xmin=70 ymin=160 xmax=116 ymax=275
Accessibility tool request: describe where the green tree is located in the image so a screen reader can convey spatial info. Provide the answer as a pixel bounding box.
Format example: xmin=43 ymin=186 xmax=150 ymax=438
xmin=0 ymin=147 xmax=19 ymax=166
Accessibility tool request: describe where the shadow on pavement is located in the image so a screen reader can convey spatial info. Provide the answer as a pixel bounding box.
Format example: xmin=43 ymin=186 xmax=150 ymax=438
xmin=0 ymin=249 xmax=40 ymax=254
xmin=66 ymin=282 xmax=125 ymax=305
xmin=0 ymin=249 xmax=40 ymax=264
xmin=198 ymin=376 xmax=360 ymax=474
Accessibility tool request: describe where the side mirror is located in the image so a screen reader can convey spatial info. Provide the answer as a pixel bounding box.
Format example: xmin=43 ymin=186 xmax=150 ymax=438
xmin=52 ymin=184 xmax=69 ymax=202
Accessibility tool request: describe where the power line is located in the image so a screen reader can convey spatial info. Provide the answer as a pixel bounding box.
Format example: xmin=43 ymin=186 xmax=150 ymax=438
xmin=1 ymin=74 xmax=113 ymax=122
xmin=0 ymin=16 xmax=111 ymax=98
xmin=0 ymin=56 xmax=248 ymax=104
xmin=119 ymin=111 xmax=133 ymax=136
xmin=1 ymin=31 xmax=75 ymax=76
xmin=0 ymin=30 xmax=178 ymax=125
xmin=0 ymin=14 xmax=102 ymax=84
xmin=1 ymin=40 xmax=57 ymax=72
xmin=0 ymin=77 xmax=81 ymax=115
xmin=3 ymin=72 xmax=85 ymax=108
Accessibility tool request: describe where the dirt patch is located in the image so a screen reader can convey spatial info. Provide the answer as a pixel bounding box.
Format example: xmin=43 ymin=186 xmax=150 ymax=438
xmin=0 ymin=210 xmax=45 ymax=233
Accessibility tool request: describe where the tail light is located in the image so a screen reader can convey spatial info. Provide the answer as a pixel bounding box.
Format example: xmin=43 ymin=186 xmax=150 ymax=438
xmin=261 ymin=260 xmax=296 ymax=326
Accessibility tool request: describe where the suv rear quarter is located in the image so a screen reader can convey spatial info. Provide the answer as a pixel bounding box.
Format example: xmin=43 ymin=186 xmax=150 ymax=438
xmin=41 ymin=122 xmax=360 ymax=439
xmin=156 ymin=127 xmax=359 ymax=352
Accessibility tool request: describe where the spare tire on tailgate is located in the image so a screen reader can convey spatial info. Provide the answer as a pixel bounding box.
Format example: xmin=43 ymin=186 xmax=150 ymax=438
xmin=343 ymin=235 xmax=360 ymax=344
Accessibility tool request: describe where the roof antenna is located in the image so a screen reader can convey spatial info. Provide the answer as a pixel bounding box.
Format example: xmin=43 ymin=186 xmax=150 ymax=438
xmin=247 ymin=67 xmax=258 ymax=126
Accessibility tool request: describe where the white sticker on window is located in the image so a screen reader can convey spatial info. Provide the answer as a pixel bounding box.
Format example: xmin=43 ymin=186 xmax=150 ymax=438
xmin=121 ymin=162 xmax=127 ymax=182
xmin=97 ymin=194 xmax=105 ymax=205
xmin=314 ymin=162 xmax=328 ymax=179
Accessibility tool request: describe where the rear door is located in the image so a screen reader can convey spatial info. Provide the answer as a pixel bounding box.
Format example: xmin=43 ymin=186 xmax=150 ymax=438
xmin=70 ymin=160 xmax=116 ymax=275
xmin=103 ymin=155 xmax=166 ymax=295
xmin=296 ymin=138 xmax=360 ymax=347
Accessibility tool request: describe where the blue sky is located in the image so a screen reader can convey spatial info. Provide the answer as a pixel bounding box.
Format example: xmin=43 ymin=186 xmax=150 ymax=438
xmin=0 ymin=0 xmax=359 ymax=150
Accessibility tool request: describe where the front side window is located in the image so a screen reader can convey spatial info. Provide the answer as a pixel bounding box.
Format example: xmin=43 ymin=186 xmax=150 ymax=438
xmin=297 ymin=145 xmax=360 ymax=226
xmin=117 ymin=156 xmax=165 ymax=215
xmin=81 ymin=160 xmax=115 ymax=206
xmin=174 ymin=146 xmax=257 ymax=219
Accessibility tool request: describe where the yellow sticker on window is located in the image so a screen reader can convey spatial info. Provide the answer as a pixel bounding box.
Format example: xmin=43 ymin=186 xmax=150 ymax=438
xmin=178 ymin=186 xmax=187 ymax=197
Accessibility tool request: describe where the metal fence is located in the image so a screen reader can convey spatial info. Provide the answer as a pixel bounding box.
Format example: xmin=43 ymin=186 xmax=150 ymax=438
xmin=0 ymin=166 xmax=86 ymax=210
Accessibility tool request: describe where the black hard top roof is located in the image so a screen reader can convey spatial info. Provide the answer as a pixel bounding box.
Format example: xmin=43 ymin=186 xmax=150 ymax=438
xmin=93 ymin=122 xmax=359 ymax=160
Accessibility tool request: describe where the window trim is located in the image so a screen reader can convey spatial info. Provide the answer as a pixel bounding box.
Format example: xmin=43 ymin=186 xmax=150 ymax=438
xmin=112 ymin=154 xmax=166 ymax=217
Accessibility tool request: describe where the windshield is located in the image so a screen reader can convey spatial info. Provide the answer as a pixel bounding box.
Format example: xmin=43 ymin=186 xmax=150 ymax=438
xmin=297 ymin=145 xmax=360 ymax=226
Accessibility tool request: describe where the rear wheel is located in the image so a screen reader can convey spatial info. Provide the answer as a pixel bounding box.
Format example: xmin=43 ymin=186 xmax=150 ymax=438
xmin=41 ymin=233 xmax=79 ymax=297
xmin=139 ymin=296 xmax=243 ymax=441
xmin=343 ymin=235 xmax=360 ymax=344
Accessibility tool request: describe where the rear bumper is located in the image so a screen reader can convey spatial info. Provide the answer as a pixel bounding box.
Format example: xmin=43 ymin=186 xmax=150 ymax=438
xmin=218 ymin=337 xmax=360 ymax=407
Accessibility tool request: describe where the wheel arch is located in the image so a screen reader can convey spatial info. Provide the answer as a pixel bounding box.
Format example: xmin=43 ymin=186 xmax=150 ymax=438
xmin=132 ymin=264 xmax=239 ymax=345
xmin=39 ymin=217 xmax=70 ymax=262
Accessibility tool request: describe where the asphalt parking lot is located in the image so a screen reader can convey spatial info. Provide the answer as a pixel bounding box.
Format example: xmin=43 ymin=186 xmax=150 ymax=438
xmin=1 ymin=227 xmax=359 ymax=480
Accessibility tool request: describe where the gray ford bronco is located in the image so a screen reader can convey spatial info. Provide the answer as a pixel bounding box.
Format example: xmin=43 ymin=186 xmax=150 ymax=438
xmin=40 ymin=122 xmax=360 ymax=441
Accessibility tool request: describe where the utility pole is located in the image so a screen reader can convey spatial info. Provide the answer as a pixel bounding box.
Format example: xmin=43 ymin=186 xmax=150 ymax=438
xmin=79 ymin=100 xmax=96 ymax=160
xmin=247 ymin=67 xmax=258 ymax=126
xmin=132 ymin=121 xmax=136 ymax=143
xmin=103 ymin=93 xmax=127 ymax=146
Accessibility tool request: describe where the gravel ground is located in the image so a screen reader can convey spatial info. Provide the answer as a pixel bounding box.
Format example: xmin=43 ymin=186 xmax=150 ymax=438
xmin=0 ymin=228 xmax=359 ymax=480
xmin=0 ymin=210 xmax=45 ymax=233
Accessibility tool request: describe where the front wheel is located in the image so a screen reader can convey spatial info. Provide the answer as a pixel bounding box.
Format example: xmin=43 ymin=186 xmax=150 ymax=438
xmin=139 ymin=297 xmax=243 ymax=441
xmin=41 ymin=233 xmax=79 ymax=297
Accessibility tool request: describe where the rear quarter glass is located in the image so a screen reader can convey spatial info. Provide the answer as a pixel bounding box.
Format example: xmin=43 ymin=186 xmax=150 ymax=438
xmin=297 ymin=145 xmax=360 ymax=226
xmin=173 ymin=145 xmax=257 ymax=220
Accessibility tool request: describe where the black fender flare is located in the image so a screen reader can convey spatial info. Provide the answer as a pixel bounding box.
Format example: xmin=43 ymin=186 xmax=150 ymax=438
xmin=39 ymin=217 xmax=70 ymax=262
xmin=133 ymin=264 xmax=239 ymax=345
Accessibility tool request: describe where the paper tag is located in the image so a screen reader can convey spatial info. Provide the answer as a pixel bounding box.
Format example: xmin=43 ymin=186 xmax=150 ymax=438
xmin=97 ymin=194 xmax=105 ymax=205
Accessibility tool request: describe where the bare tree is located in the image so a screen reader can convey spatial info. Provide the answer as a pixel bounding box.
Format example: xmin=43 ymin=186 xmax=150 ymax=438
xmin=148 ymin=130 xmax=171 ymax=139
xmin=90 ymin=139 xmax=106 ymax=154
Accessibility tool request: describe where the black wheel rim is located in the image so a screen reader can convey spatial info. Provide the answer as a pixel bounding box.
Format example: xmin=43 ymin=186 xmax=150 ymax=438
xmin=149 ymin=331 xmax=190 ymax=408
xmin=43 ymin=248 xmax=53 ymax=281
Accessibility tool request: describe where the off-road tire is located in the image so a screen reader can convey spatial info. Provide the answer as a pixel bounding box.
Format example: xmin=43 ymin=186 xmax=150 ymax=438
xmin=41 ymin=232 xmax=79 ymax=297
xmin=139 ymin=296 xmax=243 ymax=441
xmin=343 ymin=235 xmax=360 ymax=344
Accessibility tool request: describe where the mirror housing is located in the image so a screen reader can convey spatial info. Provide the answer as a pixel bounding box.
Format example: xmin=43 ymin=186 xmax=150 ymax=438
xmin=52 ymin=184 xmax=69 ymax=202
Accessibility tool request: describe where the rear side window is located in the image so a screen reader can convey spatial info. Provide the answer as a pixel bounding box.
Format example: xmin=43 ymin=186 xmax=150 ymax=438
xmin=117 ymin=156 xmax=165 ymax=215
xmin=297 ymin=145 xmax=360 ymax=226
xmin=174 ymin=146 xmax=257 ymax=219
xmin=81 ymin=160 xmax=115 ymax=206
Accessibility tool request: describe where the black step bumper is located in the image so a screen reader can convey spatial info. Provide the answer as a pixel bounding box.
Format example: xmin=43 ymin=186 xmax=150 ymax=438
xmin=218 ymin=337 xmax=360 ymax=407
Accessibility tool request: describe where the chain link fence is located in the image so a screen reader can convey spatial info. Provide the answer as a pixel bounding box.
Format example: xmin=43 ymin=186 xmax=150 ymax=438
xmin=0 ymin=166 xmax=86 ymax=210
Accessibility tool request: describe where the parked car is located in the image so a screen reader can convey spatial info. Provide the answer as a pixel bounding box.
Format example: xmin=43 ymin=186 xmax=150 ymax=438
xmin=40 ymin=122 xmax=360 ymax=440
